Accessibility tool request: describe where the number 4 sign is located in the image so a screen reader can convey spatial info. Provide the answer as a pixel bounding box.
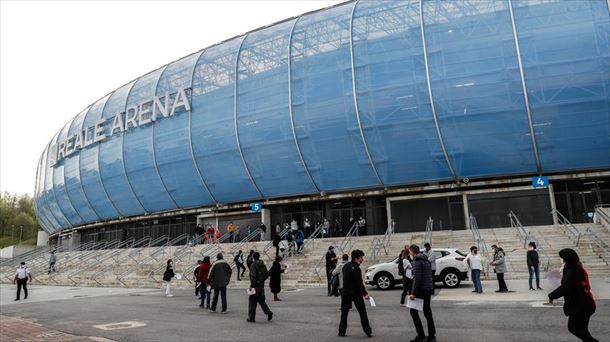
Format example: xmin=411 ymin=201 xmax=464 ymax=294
xmin=532 ymin=176 xmax=549 ymax=189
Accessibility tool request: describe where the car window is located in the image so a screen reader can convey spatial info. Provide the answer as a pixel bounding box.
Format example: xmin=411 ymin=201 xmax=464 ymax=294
xmin=455 ymin=250 xmax=467 ymax=257
xmin=432 ymin=251 xmax=444 ymax=259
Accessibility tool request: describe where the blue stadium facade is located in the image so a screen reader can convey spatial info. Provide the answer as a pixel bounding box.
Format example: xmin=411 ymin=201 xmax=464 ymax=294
xmin=35 ymin=0 xmax=610 ymax=237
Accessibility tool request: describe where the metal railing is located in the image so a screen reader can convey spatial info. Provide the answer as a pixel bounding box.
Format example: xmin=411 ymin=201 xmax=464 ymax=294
xmin=594 ymin=204 xmax=610 ymax=227
xmin=552 ymin=208 xmax=582 ymax=245
xmin=366 ymin=221 xmax=396 ymax=265
xmin=230 ymin=228 xmax=262 ymax=255
xmin=0 ymin=246 xmax=47 ymax=267
xmin=113 ymin=236 xmax=153 ymax=264
xmin=423 ymin=217 xmax=433 ymax=245
xmin=337 ymin=222 xmax=359 ymax=256
xmin=508 ymin=211 xmax=550 ymax=271
xmin=116 ymin=235 xmax=170 ymax=286
xmin=299 ymin=223 xmax=323 ymax=254
xmin=313 ymin=241 xmax=339 ymax=281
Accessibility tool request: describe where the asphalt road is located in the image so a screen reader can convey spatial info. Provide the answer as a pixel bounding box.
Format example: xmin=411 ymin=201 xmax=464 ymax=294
xmin=1 ymin=282 xmax=609 ymax=342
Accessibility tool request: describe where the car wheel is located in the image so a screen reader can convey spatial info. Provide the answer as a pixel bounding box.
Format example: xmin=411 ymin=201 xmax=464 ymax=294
xmin=374 ymin=272 xmax=394 ymax=290
xmin=441 ymin=269 xmax=461 ymax=288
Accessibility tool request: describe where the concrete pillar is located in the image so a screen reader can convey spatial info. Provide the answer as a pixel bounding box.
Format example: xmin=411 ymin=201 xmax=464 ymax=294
xmin=548 ymin=183 xmax=559 ymax=225
xmin=386 ymin=197 xmax=392 ymax=231
xmin=37 ymin=230 xmax=49 ymax=247
xmin=462 ymin=193 xmax=471 ymax=229
xmin=261 ymin=208 xmax=271 ymax=240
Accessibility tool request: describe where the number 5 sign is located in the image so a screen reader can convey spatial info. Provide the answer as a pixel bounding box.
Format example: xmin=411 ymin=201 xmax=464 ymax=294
xmin=532 ymin=176 xmax=549 ymax=189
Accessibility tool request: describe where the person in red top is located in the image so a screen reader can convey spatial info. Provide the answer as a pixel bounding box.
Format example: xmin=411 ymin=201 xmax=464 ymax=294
xmin=198 ymin=256 xmax=212 ymax=309
xmin=206 ymin=225 xmax=215 ymax=244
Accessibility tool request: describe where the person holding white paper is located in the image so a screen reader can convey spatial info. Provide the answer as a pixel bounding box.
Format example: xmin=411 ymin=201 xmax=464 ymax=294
xmin=408 ymin=244 xmax=436 ymax=342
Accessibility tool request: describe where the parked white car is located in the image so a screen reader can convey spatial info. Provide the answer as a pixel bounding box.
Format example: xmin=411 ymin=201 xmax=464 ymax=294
xmin=364 ymin=248 xmax=469 ymax=290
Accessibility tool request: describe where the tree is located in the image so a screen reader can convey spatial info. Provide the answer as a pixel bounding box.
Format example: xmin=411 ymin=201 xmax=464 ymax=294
xmin=0 ymin=192 xmax=41 ymax=247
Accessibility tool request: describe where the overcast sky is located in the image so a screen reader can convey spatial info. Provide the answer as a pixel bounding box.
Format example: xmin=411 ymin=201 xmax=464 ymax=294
xmin=0 ymin=0 xmax=341 ymax=196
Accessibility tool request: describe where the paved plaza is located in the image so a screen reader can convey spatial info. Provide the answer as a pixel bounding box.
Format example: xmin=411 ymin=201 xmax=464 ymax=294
xmin=1 ymin=278 xmax=609 ymax=342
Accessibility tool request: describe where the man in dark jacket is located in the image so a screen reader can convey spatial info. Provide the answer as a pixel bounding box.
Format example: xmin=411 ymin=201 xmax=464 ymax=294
xmin=409 ymin=244 xmax=436 ymax=342
xmin=527 ymin=242 xmax=542 ymax=290
xmin=208 ymin=253 xmax=232 ymax=313
xmin=325 ymin=246 xmax=338 ymax=296
xmin=549 ymin=248 xmax=598 ymax=342
xmin=247 ymin=252 xmax=273 ymax=322
xmin=338 ymin=249 xmax=372 ymax=338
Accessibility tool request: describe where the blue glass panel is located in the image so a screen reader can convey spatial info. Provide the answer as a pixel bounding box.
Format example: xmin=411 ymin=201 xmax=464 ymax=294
xmin=79 ymin=96 xmax=121 ymax=220
xmin=192 ymin=38 xmax=261 ymax=203
xmin=35 ymin=152 xmax=58 ymax=232
xmin=291 ymin=4 xmax=379 ymax=191
xmin=513 ymin=0 xmax=610 ymax=171
xmin=423 ymin=0 xmax=537 ymax=178
xmin=42 ymin=134 xmax=71 ymax=229
xmin=99 ymin=82 xmax=146 ymax=216
xmin=124 ymin=68 xmax=178 ymax=212
xmin=352 ymin=0 xmax=453 ymax=185
xmin=237 ymin=20 xmax=317 ymax=197
xmin=154 ymin=52 xmax=215 ymax=207
xmin=64 ymin=108 xmax=100 ymax=223
xmin=52 ymin=118 xmax=84 ymax=226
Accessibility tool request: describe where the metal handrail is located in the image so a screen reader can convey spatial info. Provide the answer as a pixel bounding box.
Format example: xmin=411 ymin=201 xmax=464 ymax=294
xmin=508 ymin=211 xmax=550 ymax=271
xmin=313 ymin=241 xmax=339 ymax=281
xmin=299 ymin=223 xmax=323 ymax=254
xmin=337 ymin=222 xmax=359 ymax=256
xmin=423 ymin=217 xmax=433 ymax=244
xmin=551 ymin=209 xmax=582 ymax=245
xmin=594 ymin=205 xmax=610 ymax=226
xmin=469 ymin=214 xmax=490 ymax=278
xmin=230 ymin=228 xmax=262 ymax=254
xmin=113 ymin=236 xmax=152 ymax=263
xmin=116 ymin=235 xmax=170 ymax=286
xmin=0 ymin=246 xmax=47 ymax=267
xmin=66 ymin=239 xmax=130 ymax=285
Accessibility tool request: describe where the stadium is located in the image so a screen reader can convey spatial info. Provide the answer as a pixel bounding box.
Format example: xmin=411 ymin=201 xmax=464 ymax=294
xmin=34 ymin=0 xmax=609 ymax=247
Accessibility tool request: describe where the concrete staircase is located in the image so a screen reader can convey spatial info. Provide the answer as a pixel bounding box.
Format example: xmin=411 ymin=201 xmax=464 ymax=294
xmin=1 ymin=224 xmax=607 ymax=289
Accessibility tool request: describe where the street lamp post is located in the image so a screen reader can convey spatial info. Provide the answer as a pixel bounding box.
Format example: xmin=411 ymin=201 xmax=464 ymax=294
xmin=19 ymin=226 xmax=24 ymax=245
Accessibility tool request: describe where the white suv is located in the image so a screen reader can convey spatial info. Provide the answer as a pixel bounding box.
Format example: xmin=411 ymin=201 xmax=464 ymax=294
xmin=364 ymin=248 xmax=469 ymax=290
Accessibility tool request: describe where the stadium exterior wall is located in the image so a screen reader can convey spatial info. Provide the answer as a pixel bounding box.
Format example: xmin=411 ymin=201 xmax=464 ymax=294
xmin=35 ymin=0 xmax=610 ymax=235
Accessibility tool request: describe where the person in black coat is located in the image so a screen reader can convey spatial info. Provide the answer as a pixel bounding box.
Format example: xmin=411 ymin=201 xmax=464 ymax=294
xmin=527 ymin=242 xmax=542 ymax=290
xmin=325 ymin=246 xmax=338 ymax=296
xmin=549 ymin=248 xmax=598 ymax=342
xmin=338 ymin=249 xmax=372 ymax=338
xmin=269 ymin=256 xmax=285 ymax=301
xmin=409 ymin=245 xmax=435 ymax=342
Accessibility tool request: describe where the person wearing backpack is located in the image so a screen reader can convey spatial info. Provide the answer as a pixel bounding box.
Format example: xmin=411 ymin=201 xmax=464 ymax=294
xmin=247 ymin=252 xmax=274 ymax=322
xmin=234 ymin=250 xmax=246 ymax=281
xmin=549 ymin=248 xmax=599 ymax=342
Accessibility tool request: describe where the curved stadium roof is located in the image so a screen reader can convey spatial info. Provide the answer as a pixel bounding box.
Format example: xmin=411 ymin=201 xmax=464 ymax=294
xmin=35 ymin=0 xmax=610 ymax=233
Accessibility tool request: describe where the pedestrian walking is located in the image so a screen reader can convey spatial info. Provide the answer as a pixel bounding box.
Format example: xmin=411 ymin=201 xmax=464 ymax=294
xmin=549 ymin=248 xmax=599 ymax=342
xmin=325 ymin=246 xmax=338 ymax=296
xmin=260 ymin=222 xmax=267 ymax=241
xmin=234 ymin=250 xmax=246 ymax=281
xmin=194 ymin=260 xmax=202 ymax=297
xmin=208 ymin=253 xmax=232 ymax=313
xmin=295 ymin=229 xmax=305 ymax=254
xmin=162 ymin=259 xmax=175 ymax=297
xmin=423 ymin=243 xmax=436 ymax=292
xmin=14 ymin=262 xmax=32 ymax=301
xmin=527 ymin=242 xmax=543 ymax=290
xmin=408 ymin=244 xmax=436 ymax=342
xmin=48 ymin=251 xmax=56 ymax=274
xmin=198 ymin=256 xmax=212 ymax=309
xmin=247 ymin=252 xmax=274 ymax=322
xmin=269 ymin=255 xmax=286 ymax=301
xmin=322 ymin=218 xmax=330 ymax=238
xmin=331 ymin=253 xmax=349 ymax=297
xmin=490 ymin=244 xmax=508 ymax=292
xmin=333 ymin=219 xmax=341 ymax=237
xmin=272 ymin=233 xmax=281 ymax=257
xmin=465 ymin=246 xmax=483 ymax=293
xmin=399 ymin=248 xmax=414 ymax=305
xmin=304 ymin=218 xmax=311 ymax=237
xmin=357 ymin=216 xmax=366 ymax=236
xmin=338 ymin=249 xmax=372 ymax=338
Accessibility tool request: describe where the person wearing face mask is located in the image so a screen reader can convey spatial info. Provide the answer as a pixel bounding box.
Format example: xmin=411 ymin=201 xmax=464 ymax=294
xmin=527 ymin=242 xmax=542 ymax=291
xmin=162 ymin=259 xmax=175 ymax=297
xmin=549 ymin=248 xmax=598 ymax=342
xmin=490 ymin=244 xmax=508 ymax=292
xmin=14 ymin=261 xmax=32 ymax=301
xmin=465 ymin=246 xmax=483 ymax=293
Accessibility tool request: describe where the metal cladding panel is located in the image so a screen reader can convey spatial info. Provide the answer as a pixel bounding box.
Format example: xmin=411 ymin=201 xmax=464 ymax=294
xmin=154 ymin=52 xmax=215 ymax=207
xmin=352 ymin=0 xmax=453 ymax=185
xmin=43 ymin=133 xmax=71 ymax=229
xmin=79 ymin=96 xmax=121 ymax=220
xmin=290 ymin=3 xmax=380 ymax=191
xmin=100 ymin=82 xmax=147 ymax=216
xmin=64 ymin=108 xmax=100 ymax=222
xmin=35 ymin=152 xmax=58 ymax=233
xmin=191 ymin=38 xmax=261 ymax=203
xmin=512 ymin=0 xmax=610 ymax=171
xmin=237 ymin=20 xmax=318 ymax=197
xmin=422 ymin=0 xmax=538 ymax=178
xmin=124 ymin=69 xmax=178 ymax=212
xmin=52 ymin=118 xmax=84 ymax=226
